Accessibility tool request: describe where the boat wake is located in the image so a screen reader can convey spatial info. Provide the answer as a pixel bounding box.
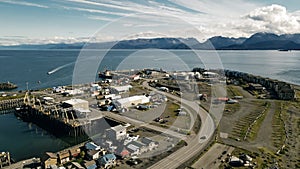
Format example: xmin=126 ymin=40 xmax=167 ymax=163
xmin=47 ymin=62 xmax=74 ymax=75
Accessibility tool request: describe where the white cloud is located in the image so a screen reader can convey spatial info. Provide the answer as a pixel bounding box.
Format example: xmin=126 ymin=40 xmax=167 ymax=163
xmin=2 ymin=1 xmax=300 ymax=45
xmin=0 ymin=36 xmax=87 ymax=46
xmin=241 ymin=4 xmax=300 ymax=34
xmin=87 ymin=15 xmax=114 ymax=22
xmin=62 ymin=6 xmax=129 ymax=17
xmin=1 ymin=0 xmax=48 ymax=8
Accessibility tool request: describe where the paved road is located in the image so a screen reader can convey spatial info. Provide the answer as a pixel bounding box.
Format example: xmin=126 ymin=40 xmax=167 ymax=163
xmin=142 ymin=81 xmax=216 ymax=169
xmin=102 ymin=111 xmax=188 ymax=139
xmin=192 ymin=143 xmax=235 ymax=169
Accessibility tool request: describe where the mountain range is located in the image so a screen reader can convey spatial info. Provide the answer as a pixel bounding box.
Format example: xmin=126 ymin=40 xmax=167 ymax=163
xmin=1 ymin=32 xmax=300 ymax=50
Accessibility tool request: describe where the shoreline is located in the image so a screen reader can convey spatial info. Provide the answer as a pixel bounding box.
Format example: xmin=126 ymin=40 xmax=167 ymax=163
xmin=0 ymin=68 xmax=298 ymax=165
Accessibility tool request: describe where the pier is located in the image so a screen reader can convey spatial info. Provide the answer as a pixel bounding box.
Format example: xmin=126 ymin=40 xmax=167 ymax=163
xmin=0 ymin=152 xmax=11 ymax=168
xmin=12 ymin=92 xmax=108 ymax=140
xmin=0 ymin=98 xmax=24 ymax=112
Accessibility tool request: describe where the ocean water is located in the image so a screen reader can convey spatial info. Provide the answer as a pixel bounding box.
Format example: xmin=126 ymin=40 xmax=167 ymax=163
xmin=0 ymin=50 xmax=299 ymax=91
xmin=0 ymin=113 xmax=70 ymax=161
xmin=0 ymin=49 xmax=300 ymax=160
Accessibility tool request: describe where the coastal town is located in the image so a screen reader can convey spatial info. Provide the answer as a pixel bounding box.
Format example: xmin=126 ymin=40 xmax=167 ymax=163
xmin=2 ymin=0 xmax=300 ymax=169
xmin=0 ymin=68 xmax=299 ymax=169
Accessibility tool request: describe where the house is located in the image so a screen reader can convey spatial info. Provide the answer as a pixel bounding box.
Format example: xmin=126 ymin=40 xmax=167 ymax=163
xmin=85 ymin=142 xmax=101 ymax=151
xmin=57 ymin=150 xmax=70 ymax=164
xmin=97 ymin=154 xmax=116 ymax=169
xmin=83 ymin=160 xmax=97 ymax=169
xmin=115 ymin=146 xmax=130 ymax=159
xmin=106 ymin=125 xmax=127 ymax=141
xmin=126 ymin=141 xmax=147 ymax=156
xmin=42 ymin=152 xmax=58 ymax=169
xmin=141 ymin=137 xmax=158 ymax=151
xmin=86 ymin=150 xmax=100 ymax=160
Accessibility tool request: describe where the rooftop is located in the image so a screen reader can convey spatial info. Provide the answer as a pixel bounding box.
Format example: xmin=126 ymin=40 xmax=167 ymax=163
xmin=115 ymin=95 xmax=149 ymax=105
xmin=110 ymin=124 xmax=126 ymax=132
xmin=63 ymin=99 xmax=88 ymax=106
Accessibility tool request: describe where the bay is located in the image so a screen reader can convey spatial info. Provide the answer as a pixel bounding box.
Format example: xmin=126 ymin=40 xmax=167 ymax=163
xmin=0 ymin=49 xmax=299 ymax=161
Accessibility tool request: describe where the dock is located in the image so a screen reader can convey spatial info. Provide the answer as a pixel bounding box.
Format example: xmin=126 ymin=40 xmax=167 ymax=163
xmin=0 ymin=152 xmax=11 ymax=168
xmin=0 ymin=98 xmax=24 ymax=112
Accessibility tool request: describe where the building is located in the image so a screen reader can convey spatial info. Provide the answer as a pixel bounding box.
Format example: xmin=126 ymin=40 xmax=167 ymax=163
xmin=106 ymin=125 xmax=127 ymax=141
xmin=249 ymin=83 xmax=264 ymax=91
xmin=172 ymin=72 xmax=189 ymax=81
xmin=113 ymin=95 xmax=150 ymax=109
xmin=97 ymin=154 xmax=116 ymax=169
xmin=83 ymin=160 xmax=97 ymax=169
xmin=42 ymin=152 xmax=58 ymax=169
xmin=71 ymin=162 xmax=84 ymax=169
xmin=57 ymin=150 xmax=70 ymax=164
xmin=69 ymin=147 xmax=81 ymax=159
xmin=126 ymin=141 xmax=148 ymax=156
xmin=63 ymin=99 xmax=89 ymax=110
xmin=63 ymin=89 xmax=84 ymax=96
xmin=85 ymin=142 xmax=101 ymax=151
xmin=86 ymin=150 xmax=100 ymax=160
xmin=110 ymin=85 xmax=132 ymax=94
xmin=141 ymin=137 xmax=158 ymax=151
xmin=229 ymin=156 xmax=244 ymax=167
xmin=130 ymin=74 xmax=140 ymax=81
xmin=203 ymin=71 xmax=218 ymax=78
xmin=115 ymin=146 xmax=130 ymax=159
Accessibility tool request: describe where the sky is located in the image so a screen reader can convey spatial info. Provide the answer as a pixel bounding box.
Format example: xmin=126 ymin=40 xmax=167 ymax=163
xmin=0 ymin=0 xmax=300 ymax=45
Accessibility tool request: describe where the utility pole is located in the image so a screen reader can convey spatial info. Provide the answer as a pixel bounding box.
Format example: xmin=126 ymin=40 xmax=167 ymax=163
xmin=26 ymin=82 xmax=29 ymax=91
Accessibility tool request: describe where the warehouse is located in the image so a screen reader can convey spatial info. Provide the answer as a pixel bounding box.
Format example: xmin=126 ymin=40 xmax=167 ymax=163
xmin=113 ymin=95 xmax=150 ymax=109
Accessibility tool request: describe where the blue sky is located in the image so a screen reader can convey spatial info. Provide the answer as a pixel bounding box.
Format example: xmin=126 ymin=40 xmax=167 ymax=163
xmin=0 ymin=0 xmax=300 ymax=45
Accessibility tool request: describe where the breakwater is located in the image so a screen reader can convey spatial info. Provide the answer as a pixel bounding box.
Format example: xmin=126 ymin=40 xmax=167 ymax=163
xmin=225 ymin=70 xmax=296 ymax=100
xmin=0 ymin=82 xmax=17 ymax=90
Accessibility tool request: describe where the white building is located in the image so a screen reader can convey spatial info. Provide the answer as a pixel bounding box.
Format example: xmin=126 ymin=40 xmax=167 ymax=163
xmin=126 ymin=141 xmax=147 ymax=156
xmin=63 ymin=99 xmax=89 ymax=110
xmin=113 ymin=95 xmax=150 ymax=109
xmin=106 ymin=125 xmax=127 ymax=141
xmin=110 ymin=85 xmax=132 ymax=94
xmin=203 ymin=71 xmax=218 ymax=78
xmin=172 ymin=72 xmax=189 ymax=81
xmin=85 ymin=142 xmax=101 ymax=151
xmin=63 ymin=89 xmax=84 ymax=96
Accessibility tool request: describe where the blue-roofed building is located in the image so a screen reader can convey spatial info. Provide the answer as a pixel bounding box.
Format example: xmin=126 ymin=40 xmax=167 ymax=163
xmin=97 ymin=154 xmax=116 ymax=169
xmin=85 ymin=142 xmax=101 ymax=151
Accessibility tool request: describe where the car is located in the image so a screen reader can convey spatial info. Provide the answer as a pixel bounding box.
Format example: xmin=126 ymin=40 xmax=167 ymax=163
xmin=126 ymin=158 xmax=142 ymax=166
xmin=200 ymin=135 xmax=207 ymax=139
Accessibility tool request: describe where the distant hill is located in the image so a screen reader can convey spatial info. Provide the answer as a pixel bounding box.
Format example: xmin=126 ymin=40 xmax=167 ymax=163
xmin=220 ymin=32 xmax=300 ymax=50
xmin=1 ymin=32 xmax=300 ymax=50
